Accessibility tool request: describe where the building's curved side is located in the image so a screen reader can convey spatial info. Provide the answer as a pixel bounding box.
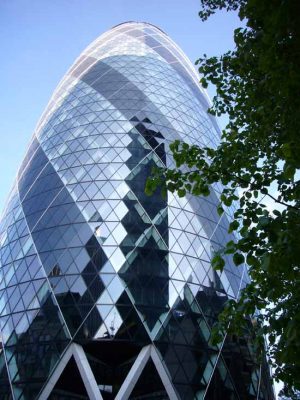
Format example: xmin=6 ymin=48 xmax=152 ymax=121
xmin=0 ymin=22 xmax=273 ymax=400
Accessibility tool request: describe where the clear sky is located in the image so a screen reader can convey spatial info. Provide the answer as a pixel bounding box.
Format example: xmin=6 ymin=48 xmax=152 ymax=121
xmin=0 ymin=0 xmax=240 ymax=211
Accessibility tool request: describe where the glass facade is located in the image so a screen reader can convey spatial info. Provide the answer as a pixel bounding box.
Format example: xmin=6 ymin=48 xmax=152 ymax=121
xmin=0 ymin=22 xmax=274 ymax=400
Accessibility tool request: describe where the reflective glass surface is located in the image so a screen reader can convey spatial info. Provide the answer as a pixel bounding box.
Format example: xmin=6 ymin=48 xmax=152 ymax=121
xmin=0 ymin=22 xmax=273 ymax=399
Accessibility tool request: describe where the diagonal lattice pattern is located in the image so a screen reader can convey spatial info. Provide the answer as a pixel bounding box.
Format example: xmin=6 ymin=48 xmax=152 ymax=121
xmin=0 ymin=22 xmax=274 ymax=400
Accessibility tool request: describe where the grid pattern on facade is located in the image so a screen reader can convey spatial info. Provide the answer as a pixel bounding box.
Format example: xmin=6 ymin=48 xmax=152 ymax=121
xmin=0 ymin=22 xmax=273 ymax=400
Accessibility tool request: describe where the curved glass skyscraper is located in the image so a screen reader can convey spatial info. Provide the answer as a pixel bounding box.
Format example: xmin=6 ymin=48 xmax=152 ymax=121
xmin=0 ymin=22 xmax=273 ymax=400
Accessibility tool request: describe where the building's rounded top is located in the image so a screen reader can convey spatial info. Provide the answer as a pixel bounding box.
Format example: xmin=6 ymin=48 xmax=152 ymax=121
xmin=110 ymin=21 xmax=167 ymax=35
xmin=34 ymin=19 xmax=215 ymax=137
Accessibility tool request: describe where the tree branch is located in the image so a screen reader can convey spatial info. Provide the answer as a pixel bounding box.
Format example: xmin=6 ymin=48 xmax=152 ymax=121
xmin=166 ymin=168 xmax=300 ymax=211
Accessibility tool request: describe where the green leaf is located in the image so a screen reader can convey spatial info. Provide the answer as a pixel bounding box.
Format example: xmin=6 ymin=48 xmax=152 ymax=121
xmin=217 ymin=204 xmax=224 ymax=216
xmin=282 ymin=163 xmax=296 ymax=180
xmin=233 ymin=252 xmax=245 ymax=266
xmin=200 ymin=77 xmax=208 ymax=88
xmin=212 ymin=253 xmax=225 ymax=271
xmin=177 ymin=188 xmax=186 ymax=198
xmin=228 ymin=220 xmax=239 ymax=233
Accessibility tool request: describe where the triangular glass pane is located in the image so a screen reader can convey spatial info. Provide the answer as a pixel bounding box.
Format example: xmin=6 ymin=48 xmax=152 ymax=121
xmin=49 ymin=356 xmax=89 ymax=399
xmin=130 ymin=358 xmax=169 ymax=399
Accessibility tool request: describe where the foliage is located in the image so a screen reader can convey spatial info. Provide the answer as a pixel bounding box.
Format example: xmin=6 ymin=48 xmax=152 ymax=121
xmin=279 ymin=389 xmax=300 ymax=400
xmin=146 ymin=0 xmax=300 ymax=395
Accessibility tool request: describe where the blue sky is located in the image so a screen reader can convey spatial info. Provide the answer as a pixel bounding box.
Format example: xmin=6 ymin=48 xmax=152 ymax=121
xmin=0 ymin=0 xmax=241 ymax=211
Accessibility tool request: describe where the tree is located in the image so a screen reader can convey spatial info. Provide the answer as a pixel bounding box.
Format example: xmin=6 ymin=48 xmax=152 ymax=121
xmin=279 ymin=389 xmax=300 ymax=400
xmin=146 ymin=0 xmax=300 ymax=396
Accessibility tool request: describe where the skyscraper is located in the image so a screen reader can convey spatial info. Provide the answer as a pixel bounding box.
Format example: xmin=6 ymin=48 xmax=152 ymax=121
xmin=0 ymin=22 xmax=273 ymax=399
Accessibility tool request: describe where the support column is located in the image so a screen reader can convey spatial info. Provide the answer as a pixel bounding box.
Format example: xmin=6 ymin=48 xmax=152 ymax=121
xmin=37 ymin=343 xmax=103 ymax=400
